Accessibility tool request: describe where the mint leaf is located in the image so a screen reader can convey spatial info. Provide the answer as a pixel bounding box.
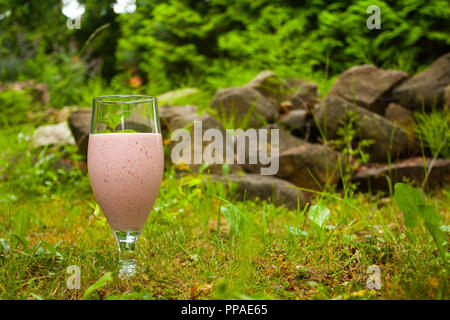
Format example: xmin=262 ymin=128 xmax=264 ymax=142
xmin=99 ymin=111 xmax=131 ymax=132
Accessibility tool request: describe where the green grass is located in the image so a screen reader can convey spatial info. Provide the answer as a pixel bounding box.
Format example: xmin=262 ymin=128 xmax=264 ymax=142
xmin=415 ymin=109 xmax=450 ymax=158
xmin=0 ymin=171 xmax=448 ymax=300
xmin=0 ymin=149 xmax=449 ymax=299
xmin=0 ymin=87 xmax=449 ymax=300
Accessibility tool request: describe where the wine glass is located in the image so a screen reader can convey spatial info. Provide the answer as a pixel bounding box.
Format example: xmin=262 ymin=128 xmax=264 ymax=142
xmin=87 ymin=95 xmax=164 ymax=278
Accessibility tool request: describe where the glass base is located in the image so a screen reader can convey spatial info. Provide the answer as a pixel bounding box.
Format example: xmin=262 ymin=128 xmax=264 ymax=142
xmin=113 ymin=230 xmax=140 ymax=279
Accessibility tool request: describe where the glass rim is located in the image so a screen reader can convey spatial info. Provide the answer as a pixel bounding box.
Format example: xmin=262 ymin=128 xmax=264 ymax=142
xmin=93 ymin=95 xmax=157 ymax=105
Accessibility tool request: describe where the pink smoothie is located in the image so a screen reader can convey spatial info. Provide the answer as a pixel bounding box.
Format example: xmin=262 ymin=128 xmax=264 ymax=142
xmin=87 ymin=133 xmax=164 ymax=231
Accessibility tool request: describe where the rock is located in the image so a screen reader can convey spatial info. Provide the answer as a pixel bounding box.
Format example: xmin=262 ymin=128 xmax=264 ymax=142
xmin=32 ymin=122 xmax=75 ymax=148
xmin=121 ymin=114 xmax=155 ymax=133
xmin=290 ymin=93 xmax=313 ymax=111
xmin=210 ymin=86 xmax=277 ymax=127
xmin=392 ymin=53 xmax=450 ymax=110
xmin=27 ymin=106 xmax=79 ymax=124
xmin=385 ymin=103 xmax=415 ymax=132
xmin=444 ymin=85 xmax=450 ymax=107
xmin=353 ymin=158 xmax=450 ymax=192
xmin=245 ymin=72 xmax=320 ymax=111
xmin=159 ymin=105 xmax=199 ymax=133
xmin=385 ymin=103 xmax=420 ymax=156
xmin=68 ymin=109 xmax=91 ymax=157
xmin=159 ymin=105 xmax=199 ymax=121
xmin=286 ymin=78 xmax=320 ymax=109
xmin=276 ymin=142 xmax=342 ymax=191
xmin=279 ymin=109 xmax=308 ymax=132
xmin=168 ymin=112 xmax=225 ymax=135
xmin=9 ymin=80 xmax=50 ymax=105
xmin=313 ymin=95 xmax=409 ymax=162
xmin=206 ymin=174 xmax=311 ymax=210
xmin=168 ymin=112 xmax=242 ymax=174
xmin=51 ymin=106 xmax=79 ymax=122
xmin=278 ymin=101 xmax=295 ymax=115
xmin=246 ymin=70 xmax=290 ymax=103
xmin=242 ymin=125 xmax=343 ymax=190
xmin=328 ymin=65 xmax=408 ymax=114
xmin=278 ymin=109 xmax=321 ymax=141
xmin=157 ymin=88 xmax=199 ymax=105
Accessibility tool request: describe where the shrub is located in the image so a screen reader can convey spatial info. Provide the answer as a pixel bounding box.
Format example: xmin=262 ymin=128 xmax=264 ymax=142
xmin=116 ymin=0 xmax=450 ymax=91
xmin=0 ymin=89 xmax=33 ymax=127
xmin=415 ymin=110 xmax=450 ymax=158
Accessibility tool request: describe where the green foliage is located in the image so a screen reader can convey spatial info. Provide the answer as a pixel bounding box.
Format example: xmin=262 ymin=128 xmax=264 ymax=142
xmin=0 ymin=1 xmax=116 ymax=108
xmin=394 ymin=183 xmax=447 ymax=264
xmin=72 ymin=0 xmax=121 ymax=80
xmin=10 ymin=208 xmax=31 ymax=250
xmin=24 ymin=50 xmax=91 ymax=108
xmin=99 ymin=111 xmax=131 ymax=132
xmin=106 ymin=288 xmax=155 ymax=300
xmin=1 ymin=206 xmax=64 ymax=260
xmin=0 ymin=238 xmax=10 ymax=255
xmin=334 ymin=111 xmax=373 ymax=164
xmin=214 ymin=101 xmax=257 ymax=130
xmin=82 ymin=272 xmax=113 ymax=300
xmin=212 ymin=279 xmax=271 ymax=300
xmin=0 ymin=165 xmax=449 ymax=299
xmin=2 ymin=1 xmax=449 ymax=101
xmin=307 ymin=202 xmax=332 ymax=243
xmin=415 ymin=110 xmax=450 ymax=158
xmin=38 ymin=241 xmax=64 ymax=260
xmin=332 ymin=110 xmax=374 ymax=190
xmin=0 ymin=89 xmax=33 ymax=127
xmin=395 ymin=183 xmax=423 ymax=229
xmin=0 ymin=128 xmax=90 ymax=198
xmin=117 ymin=0 xmax=450 ymax=91
xmin=308 ymin=202 xmax=331 ymax=229
xmin=158 ymin=89 xmax=212 ymax=113
xmin=221 ymin=204 xmax=245 ymax=238
xmin=0 ymin=0 xmax=68 ymax=80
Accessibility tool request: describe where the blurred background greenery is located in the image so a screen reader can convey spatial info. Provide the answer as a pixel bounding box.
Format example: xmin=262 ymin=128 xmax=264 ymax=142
xmin=1 ymin=0 xmax=449 ymax=108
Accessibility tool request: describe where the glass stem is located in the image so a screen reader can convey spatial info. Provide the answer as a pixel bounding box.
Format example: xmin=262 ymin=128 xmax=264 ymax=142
xmin=113 ymin=230 xmax=140 ymax=279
